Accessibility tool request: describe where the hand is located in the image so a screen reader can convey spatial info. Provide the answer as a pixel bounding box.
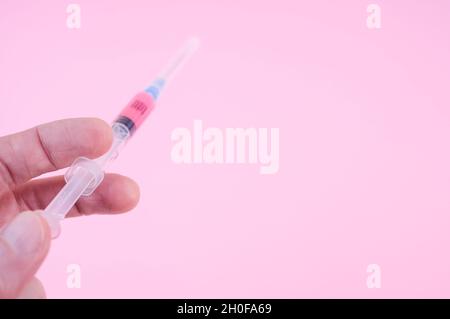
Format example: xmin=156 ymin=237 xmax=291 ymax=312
xmin=0 ymin=118 xmax=140 ymax=298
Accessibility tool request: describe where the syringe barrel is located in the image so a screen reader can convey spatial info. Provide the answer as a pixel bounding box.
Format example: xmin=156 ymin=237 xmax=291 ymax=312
xmin=114 ymin=92 xmax=155 ymax=135
xmin=44 ymin=168 xmax=95 ymax=219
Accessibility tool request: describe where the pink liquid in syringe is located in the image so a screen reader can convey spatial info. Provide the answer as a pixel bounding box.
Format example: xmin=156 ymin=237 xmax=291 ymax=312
xmin=114 ymin=92 xmax=155 ymax=135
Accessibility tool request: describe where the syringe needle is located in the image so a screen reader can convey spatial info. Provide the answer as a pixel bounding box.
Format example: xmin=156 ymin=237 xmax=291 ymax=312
xmin=158 ymin=37 xmax=200 ymax=82
xmin=145 ymin=37 xmax=200 ymax=100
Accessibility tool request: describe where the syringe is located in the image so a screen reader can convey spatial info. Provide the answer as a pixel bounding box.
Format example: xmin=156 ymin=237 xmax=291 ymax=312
xmin=41 ymin=37 xmax=200 ymax=238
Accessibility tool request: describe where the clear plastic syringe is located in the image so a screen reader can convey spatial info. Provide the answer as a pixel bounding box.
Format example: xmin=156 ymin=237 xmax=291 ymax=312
xmin=42 ymin=37 xmax=200 ymax=238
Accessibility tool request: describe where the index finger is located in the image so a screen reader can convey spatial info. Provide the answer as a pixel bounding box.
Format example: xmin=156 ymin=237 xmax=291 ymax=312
xmin=0 ymin=118 xmax=112 ymax=189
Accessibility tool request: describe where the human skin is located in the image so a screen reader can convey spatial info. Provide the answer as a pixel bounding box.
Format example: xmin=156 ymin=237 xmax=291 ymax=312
xmin=0 ymin=118 xmax=140 ymax=298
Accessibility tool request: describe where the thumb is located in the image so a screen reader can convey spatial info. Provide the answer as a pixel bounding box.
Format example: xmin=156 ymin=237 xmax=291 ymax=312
xmin=0 ymin=211 xmax=51 ymax=298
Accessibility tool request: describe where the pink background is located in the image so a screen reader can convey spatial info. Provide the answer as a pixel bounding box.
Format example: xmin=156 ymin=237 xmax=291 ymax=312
xmin=1 ymin=0 xmax=450 ymax=298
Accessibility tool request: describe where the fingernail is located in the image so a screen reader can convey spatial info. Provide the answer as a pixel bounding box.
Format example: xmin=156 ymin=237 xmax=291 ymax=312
xmin=2 ymin=212 xmax=45 ymax=255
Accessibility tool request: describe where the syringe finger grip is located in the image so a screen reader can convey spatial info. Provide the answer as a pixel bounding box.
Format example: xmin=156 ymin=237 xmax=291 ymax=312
xmin=65 ymin=157 xmax=105 ymax=196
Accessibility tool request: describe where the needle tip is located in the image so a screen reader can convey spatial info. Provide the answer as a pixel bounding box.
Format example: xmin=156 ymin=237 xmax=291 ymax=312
xmin=186 ymin=36 xmax=200 ymax=55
